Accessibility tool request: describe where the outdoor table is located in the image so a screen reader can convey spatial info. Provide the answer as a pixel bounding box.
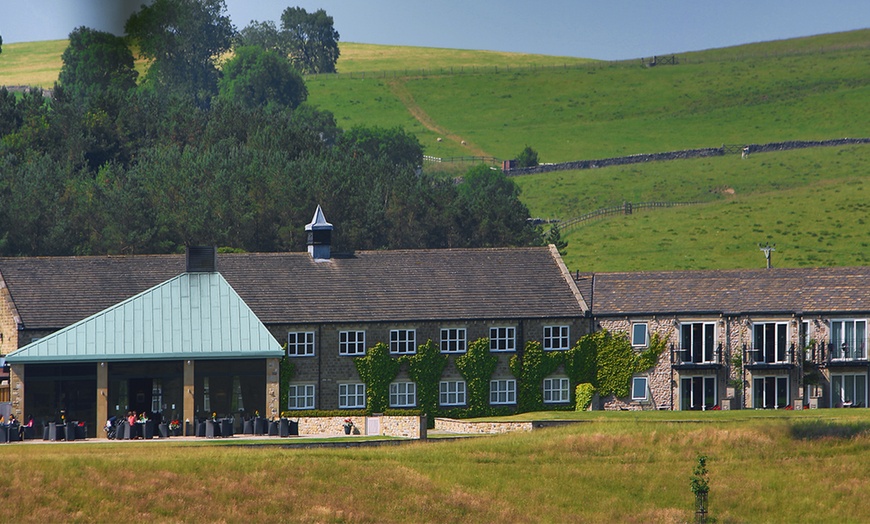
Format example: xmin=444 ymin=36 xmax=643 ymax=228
xmin=47 ymin=422 xmax=65 ymax=441
xmin=204 ymin=420 xmax=220 ymax=438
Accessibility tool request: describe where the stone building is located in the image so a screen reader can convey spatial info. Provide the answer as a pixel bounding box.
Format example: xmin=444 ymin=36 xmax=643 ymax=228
xmin=0 ymin=207 xmax=591 ymax=434
xmin=582 ymin=267 xmax=870 ymax=411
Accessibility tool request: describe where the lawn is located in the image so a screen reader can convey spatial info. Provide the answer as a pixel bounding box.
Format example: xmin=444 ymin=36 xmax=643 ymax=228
xmin=3 ymin=410 xmax=870 ymax=523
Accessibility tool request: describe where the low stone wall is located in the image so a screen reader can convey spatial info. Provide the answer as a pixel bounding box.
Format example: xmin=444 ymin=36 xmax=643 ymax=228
xmin=295 ymin=415 xmax=426 ymax=439
xmin=434 ymin=418 xmax=534 ymax=434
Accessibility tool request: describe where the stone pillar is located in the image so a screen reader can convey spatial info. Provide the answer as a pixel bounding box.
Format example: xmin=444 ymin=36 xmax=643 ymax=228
xmin=9 ymin=363 xmax=24 ymax=419
xmin=97 ymin=362 xmax=108 ymax=438
xmin=266 ymin=358 xmax=280 ymax=419
xmin=184 ymin=360 xmax=195 ymax=433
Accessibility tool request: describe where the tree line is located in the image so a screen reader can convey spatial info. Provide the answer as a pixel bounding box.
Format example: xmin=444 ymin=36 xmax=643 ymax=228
xmin=0 ymin=1 xmax=542 ymax=257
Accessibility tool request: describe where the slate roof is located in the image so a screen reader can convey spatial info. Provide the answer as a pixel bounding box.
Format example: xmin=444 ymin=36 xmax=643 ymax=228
xmin=6 ymin=272 xmax=282 ymax=363
xmin=0 ymin=246 xmax=586 ymax=330
xmin=590 ymin=266 xmax=870 ymax=316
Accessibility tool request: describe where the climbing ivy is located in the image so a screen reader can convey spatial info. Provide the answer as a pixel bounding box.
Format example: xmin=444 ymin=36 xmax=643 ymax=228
xmin=575 ymin=383 xmax=596 ymax=411
xmin=594 ymin=330 xmax=666 ymax=398
xmin=278 ymin=350 xmax=295 ymax=413
xmin=403 ymin=339 xmax=448 ymax=428
xmin=510 ymin=340 xmax=563 ymax=412
xmin=354 ymin=342 xmax=400 ymax=414
xmin=564 ymin=334 xmax=599 ymax=387
xmin=456 ymin=337 xmax=498 ymax=417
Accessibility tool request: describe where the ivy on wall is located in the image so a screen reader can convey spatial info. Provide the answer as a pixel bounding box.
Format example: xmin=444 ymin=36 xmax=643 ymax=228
xmin=455 ymin=337 xmax=498 ymax=417
xmin=510 ymin=340 xmax=562 ymax=412
xmin=278 ymin=350 xmax=295 ymax=413
xmin=575 ymin=383 xmax=596 ymax=411
xmin=403 ymin=339 xmax=448 ymax=427
xmin=354 ymin=342 xmax=400 ymax=414
xmin=594 ymin=330 xmax=665 ymax=398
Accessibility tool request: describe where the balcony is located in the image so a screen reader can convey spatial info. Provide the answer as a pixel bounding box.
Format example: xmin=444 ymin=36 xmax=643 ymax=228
xmin=824 ymin=342 xmax=869 ymax=368
xmin=744 ymin=343 xmax=799 ymax=371
xmin=671 ymin=343 xmax=724 ymax=371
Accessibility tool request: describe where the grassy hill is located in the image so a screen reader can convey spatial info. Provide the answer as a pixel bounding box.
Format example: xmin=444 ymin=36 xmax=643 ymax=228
xmin=1 ymin=31 xmax=868 ymax=272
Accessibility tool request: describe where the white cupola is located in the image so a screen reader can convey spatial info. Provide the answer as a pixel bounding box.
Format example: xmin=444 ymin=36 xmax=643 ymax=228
xmin=305 ymin=205 xmax=333 ymax=260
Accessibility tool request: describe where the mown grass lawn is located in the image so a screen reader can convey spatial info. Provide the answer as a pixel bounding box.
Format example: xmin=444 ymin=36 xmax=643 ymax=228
xmin=3 ymin=409 xmax=870 ymax=523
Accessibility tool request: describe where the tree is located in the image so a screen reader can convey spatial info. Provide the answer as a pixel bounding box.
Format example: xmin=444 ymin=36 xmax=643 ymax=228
xmin=125 ymin=0 xmax=235 ymax=103
xmin=516 ymin=145 xmax=539 ymax=168
xmin=58 ymin=27 xmax=138 ymax=103
xmin=338 ymin=125 xmax=423 ymax=169
xmin=453 ymin=164 xmax=542 ymax=248
xmin=237 ymin=20 xmax=287 ymax=56
xmin=218 ymin=45 xmax=307 ymax=109
xmin=280 ymin=7 xmax=340 ymax=74
xmin=545 ymin=222 xmax=568 ymax=256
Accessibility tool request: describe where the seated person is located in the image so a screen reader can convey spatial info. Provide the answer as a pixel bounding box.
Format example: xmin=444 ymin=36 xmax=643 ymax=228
xmin=18 ymin=415 xmax=33 ymax=440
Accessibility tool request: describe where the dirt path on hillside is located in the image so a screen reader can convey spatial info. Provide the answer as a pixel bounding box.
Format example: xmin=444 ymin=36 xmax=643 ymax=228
xmin=387 ymin=79 xmax=491 ymax=158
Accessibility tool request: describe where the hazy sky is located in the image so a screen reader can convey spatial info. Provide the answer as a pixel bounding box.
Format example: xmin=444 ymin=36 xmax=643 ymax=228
xmin=1 ymin=0 xmax=868 ymax=60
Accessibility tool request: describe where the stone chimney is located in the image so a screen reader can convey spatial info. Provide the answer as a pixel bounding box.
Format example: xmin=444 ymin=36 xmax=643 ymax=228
xmin=305 ymin=205 xmax=333 ymax=260
xmin=186 ymin=245 xmax=217 ymax=272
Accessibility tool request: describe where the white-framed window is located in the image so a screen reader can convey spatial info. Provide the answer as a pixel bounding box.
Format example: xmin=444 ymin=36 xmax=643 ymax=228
xmin=543 ymin=325 xmax=570 ymax=351
xmin=440 ymin=328 xmax=467 ymax=353
xmin=543 ymin=377 xmax=569 ymax=404
xmin=632 ymin=377 xmax=648 ymax=400
xmin=490 ymin=327 xmax=516 ymax=352
xmin=679 ymin=322 xmax=717 ymax=363
xmin=490 ymin=379 xmax=517 ymax=405
xmin=390 ymin=329 xmax=416 ymax=354
xmin=830 ymin=319 xmax=867 ymax=360
xmin=831 ymin=373 xmax=867 ymax=408
xmin=631 ymin=323 xmax=649 ymax=347
xmin=287 ymin=384 xmax=315 ymax=410
xmin=389 ymin=382 xmax=417 ymax=407
xmin=680 ymin=376 xmax=717 ymax=411
xmin=338 ymin=383 xmax=366 ymax=409
xmin=752 ymin=322 xmax=789 ymax=363
xmin=339 ymin=330 xmax=366 ymax=356
xmin=439 ymin=380 xmax=466 ymax=406
xmin=287 ymin=331 xmax=315 ymax=356
xmin=752 ymin=376 xmax=789 ymax=409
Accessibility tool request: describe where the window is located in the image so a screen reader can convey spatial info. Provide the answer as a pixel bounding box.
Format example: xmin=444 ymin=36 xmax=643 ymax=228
xmin=631 ymin=323 xmax=649 ymax=347
xmin=831 ymin=373 xmax=867 ymax=408
xmin=439 ymin=380 xmax=466 ymax=406
xmin=287 ymin=331 xmax=315 ymax=356
xmin=543 ymin=377 xmax=569 ymax=404
xmin=752 ymin=322 xmax=789 ymax=363
xmin=679 ymin=322 xmax=716 ymax=363
xmin=680 ymin=376 xmax=717 ymax=410
xmin=339 ymin=330 xmax=366 ymax=356
xmin=831 ymin=320 xmax=867 ymax=360
xmin=440 ymin=328 xmax=467 ymax=353
xmin=490 ymin=379 xmax=517 ymax=405
xmin=389 ymin=382 xmax=417 ymax=407
xmin=390 ymin=329 xmax=416 ymax=354
xmin=490 ymin=327 xmax=516 ymax=352
xmin=338 ymin=383 xmax=366 ymax=409
xmin=543 ymin=325 xmax=570 ymax=351
xmin=287 ymin=384 xmax=315 ymax=409
xmin=632 ymin=377 xmax=648 ymax=400
xmin=753 ymin=376 xmax=789 ymax=409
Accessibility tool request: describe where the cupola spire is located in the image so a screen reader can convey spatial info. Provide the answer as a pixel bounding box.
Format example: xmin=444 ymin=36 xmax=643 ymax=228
xmin=305 ymin=205 xmax=333 ymax=260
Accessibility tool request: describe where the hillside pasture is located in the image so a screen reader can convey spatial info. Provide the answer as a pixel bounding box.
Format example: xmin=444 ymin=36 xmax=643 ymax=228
xmin=514 ymin=144 xmax=870 ymax=271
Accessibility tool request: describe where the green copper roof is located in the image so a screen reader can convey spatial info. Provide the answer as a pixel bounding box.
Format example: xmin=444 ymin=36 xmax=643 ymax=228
xmin=6 ymin=272 xmax=283 ymax=363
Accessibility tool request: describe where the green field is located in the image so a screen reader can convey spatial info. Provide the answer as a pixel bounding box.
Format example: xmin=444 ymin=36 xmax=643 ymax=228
xmin=4 ymin=410 xmax=870 ymax=522
xmin=1 ymin=31 xmax=868 ymax=272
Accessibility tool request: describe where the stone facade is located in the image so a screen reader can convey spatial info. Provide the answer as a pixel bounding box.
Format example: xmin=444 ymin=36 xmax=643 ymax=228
xmin=434 ymin=417 xmax=534 ymax=434
xmin=274 ymin=317 xmax=590 ymax=411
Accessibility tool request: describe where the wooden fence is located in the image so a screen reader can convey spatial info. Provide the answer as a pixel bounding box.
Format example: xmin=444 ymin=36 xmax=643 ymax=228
xmin=559 ymin=201 xmax=702 ymax=232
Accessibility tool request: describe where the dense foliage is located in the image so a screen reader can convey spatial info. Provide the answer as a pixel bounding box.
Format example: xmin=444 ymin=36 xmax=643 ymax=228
xmin=0 ymin=0 xmax=542 ymax=257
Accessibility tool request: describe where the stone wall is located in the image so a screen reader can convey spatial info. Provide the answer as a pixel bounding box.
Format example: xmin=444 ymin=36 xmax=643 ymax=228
xmin=296 ymin=415 xmax=426 ymax=439
xmin=434 ymin=417 xmax=534 ymax=434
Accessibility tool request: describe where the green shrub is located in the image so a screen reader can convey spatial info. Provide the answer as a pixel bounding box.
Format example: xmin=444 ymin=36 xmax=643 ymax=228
xmin=575 ymin=383 xmax=596 ymax=411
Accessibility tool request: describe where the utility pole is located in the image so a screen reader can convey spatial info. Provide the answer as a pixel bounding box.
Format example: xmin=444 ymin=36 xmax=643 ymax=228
xmin=759 ymin=243 xmax=775 ymax=269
